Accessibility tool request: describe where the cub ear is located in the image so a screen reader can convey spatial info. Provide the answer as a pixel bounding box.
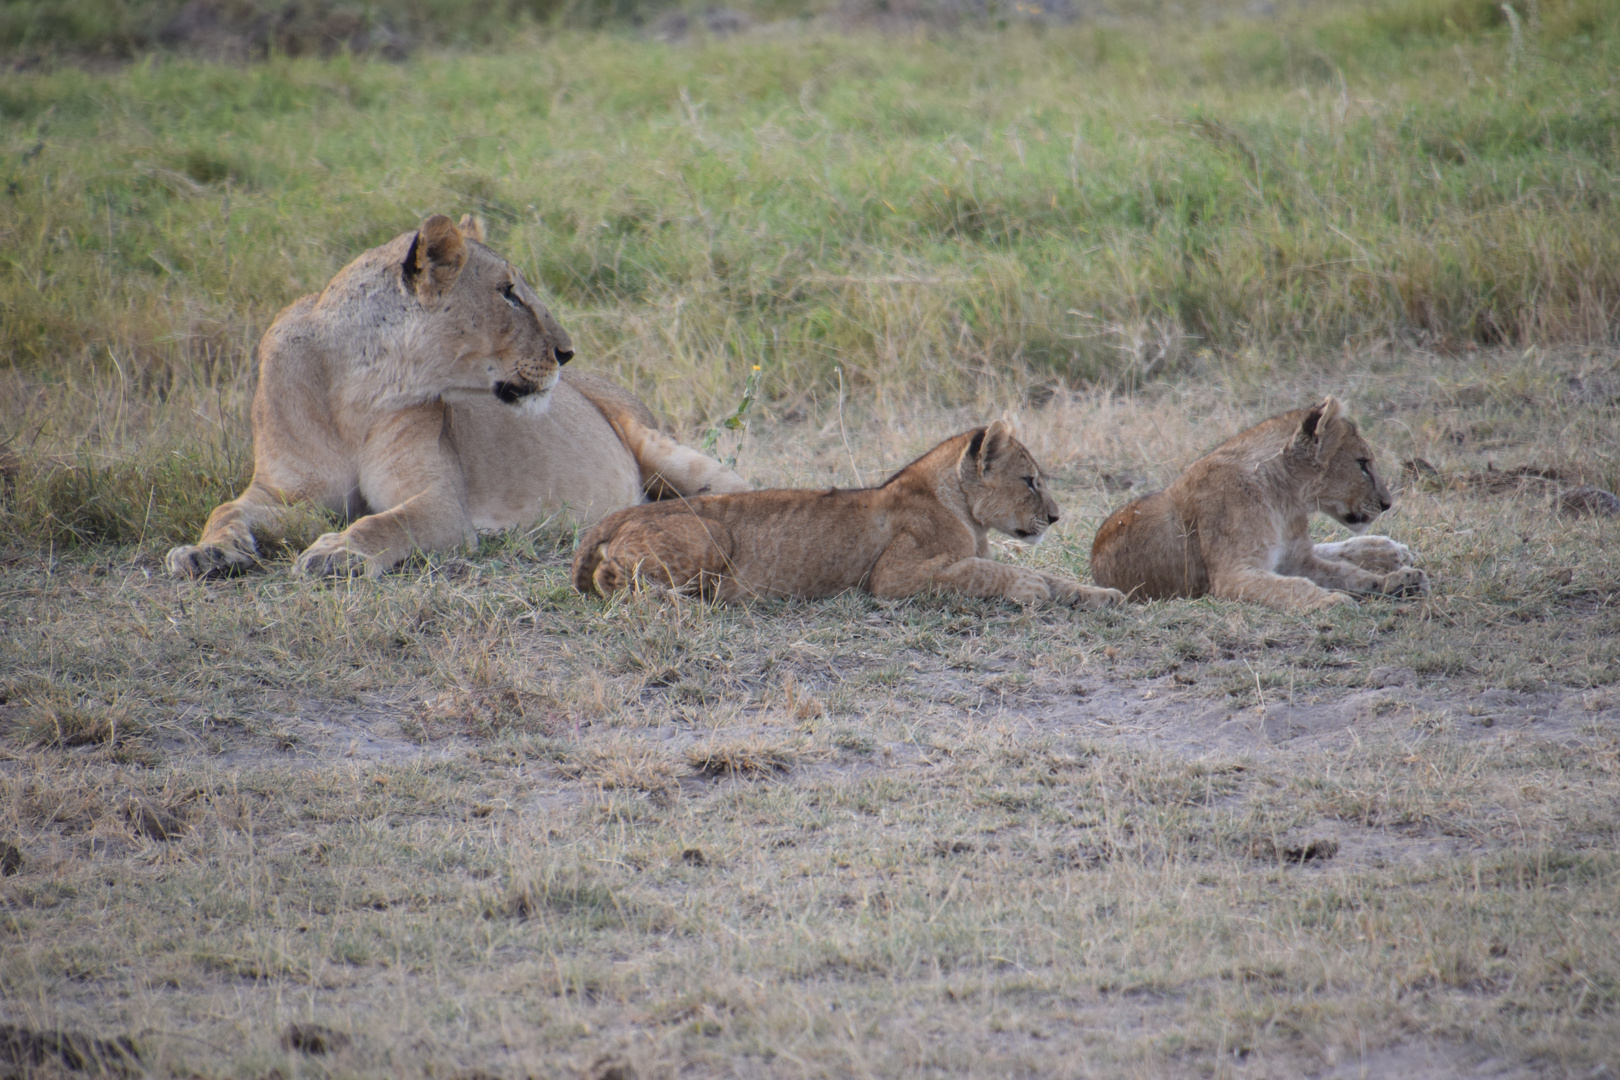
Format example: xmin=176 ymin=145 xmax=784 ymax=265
xmin=456 ymin=213 xmax=486 ymax=243
xmin=1297 ymin=395 xmax=1343 ymax=441
xmin=403 ymin=214 xmax=468 ymax=304
xmin=970 ymin=418 xmax=1018 ymax=475
xmin=1297 ymin=396 xmax=1347 ymax=460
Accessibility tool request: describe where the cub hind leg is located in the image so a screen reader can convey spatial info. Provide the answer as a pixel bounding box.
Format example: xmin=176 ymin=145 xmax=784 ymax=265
xmin=581 ymin=514 xmax=735 ymax=598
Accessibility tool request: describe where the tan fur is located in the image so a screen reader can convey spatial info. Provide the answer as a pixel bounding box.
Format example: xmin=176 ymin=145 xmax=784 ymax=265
xmin=1090 ymin=397 xmax=1428 ymax=613
xmin=166 ymin=215 xmax=746 ymax=578
xmin=572 ymin=421 xmax=1126 ymax=609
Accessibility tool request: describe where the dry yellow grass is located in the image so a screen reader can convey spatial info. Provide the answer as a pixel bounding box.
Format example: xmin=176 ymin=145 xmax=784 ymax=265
xmin=2 ymin=345 xmax=1616 ymax=1078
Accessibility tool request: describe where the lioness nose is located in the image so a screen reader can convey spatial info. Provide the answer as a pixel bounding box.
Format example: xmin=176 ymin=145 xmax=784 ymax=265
xmin=1048 ymin=508 xmax=1060 ymax=523
xmin=555 ymin=348 xmax=574 ymax=366
xmin=1378 ymin=497 xmax=1392 ymax=511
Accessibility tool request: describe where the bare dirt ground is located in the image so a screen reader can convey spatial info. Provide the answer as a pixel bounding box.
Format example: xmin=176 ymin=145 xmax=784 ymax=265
xmin=2 ymin=348 xmax=1618 ymax=1079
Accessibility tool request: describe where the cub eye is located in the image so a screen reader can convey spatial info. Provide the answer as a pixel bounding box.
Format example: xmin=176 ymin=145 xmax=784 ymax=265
xmin=1356 ymin=458 xmax=1373 ymax=476
xmin=1022 ymin=476 xmax=1038 ymax=491
xmin=501 ymin=283 xmax=523 ymax=308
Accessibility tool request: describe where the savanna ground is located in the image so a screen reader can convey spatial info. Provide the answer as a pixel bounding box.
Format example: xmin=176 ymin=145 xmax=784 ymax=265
xmin=2 ymin=0 xmax=1619 ymax=1076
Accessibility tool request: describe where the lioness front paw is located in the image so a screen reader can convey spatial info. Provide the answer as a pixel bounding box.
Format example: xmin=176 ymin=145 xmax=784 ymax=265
xmin=294 ymin=533 xmax=374 ymax=578
xmin=1379 ymin=567 xmax=1429 ymax=597
xmin=166 ymin=543 xmax=255 ymax=579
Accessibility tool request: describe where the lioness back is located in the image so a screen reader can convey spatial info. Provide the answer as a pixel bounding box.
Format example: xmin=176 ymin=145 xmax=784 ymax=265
xmin=573 ymin=421 xmax=1125 ymax=609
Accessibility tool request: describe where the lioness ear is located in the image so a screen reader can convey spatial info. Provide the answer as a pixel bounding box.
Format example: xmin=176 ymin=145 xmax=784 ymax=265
xmin=403 ymin=214 xmax=468 ymax=304
xmin=456 ymin=213 xmax=486 ymax=243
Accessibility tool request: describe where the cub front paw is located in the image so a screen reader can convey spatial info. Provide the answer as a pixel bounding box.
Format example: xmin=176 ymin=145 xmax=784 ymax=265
xmin=166 ymin=543 xmax=255 ymax=579
xmin=1305 ymin=590 xmax=1358 ymax=612
xmin=1076 ymin=585 xmax=1126 ymax=609
xmin=1041 ymin=574 xmax=1124 ymax=609
xmin=1354 ymin=537 xmax=1414 ymax=573
xmin=294 ymin=533 xmax=373 ymax=578
xmin=1380 ymin=567 xmax=1429 ymax=597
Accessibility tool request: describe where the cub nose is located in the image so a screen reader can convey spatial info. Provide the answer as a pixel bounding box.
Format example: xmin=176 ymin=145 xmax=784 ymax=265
xmin=1378 ymin=497 xmax=1392 ymax=511
xmin=555 ymin=347 xmax=574 ymax=366
xmin=1048 ymin=508 xmax=1060 ymax=523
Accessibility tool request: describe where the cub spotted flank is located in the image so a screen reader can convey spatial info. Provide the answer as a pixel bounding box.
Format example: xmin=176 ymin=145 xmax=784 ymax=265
xmin=572 ymin=420 xmax=1125 ymax=609
xmin=1090 ymin=396 xmax=1428 ymax=613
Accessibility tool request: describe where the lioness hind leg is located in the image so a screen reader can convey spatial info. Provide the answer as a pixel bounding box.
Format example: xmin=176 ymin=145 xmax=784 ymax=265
xmin=1313 ymin=535 xmax=1413 ymax=574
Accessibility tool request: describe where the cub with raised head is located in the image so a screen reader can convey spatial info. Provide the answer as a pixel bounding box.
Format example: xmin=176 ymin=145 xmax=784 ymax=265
xmin=1089 ymin=397 xmax=1427 ymax=612
xmin=166 ymin=214 xmax=745 ymax=579
xmin=572 ymin=420 xmax=1125 ymax=609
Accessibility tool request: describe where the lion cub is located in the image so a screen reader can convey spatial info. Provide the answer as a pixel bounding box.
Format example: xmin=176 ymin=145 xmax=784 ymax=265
xmin=1090 ymin=397 xmax=1427 ymax=613
xmin=572 ymin=421 xmax=1124 ymax=609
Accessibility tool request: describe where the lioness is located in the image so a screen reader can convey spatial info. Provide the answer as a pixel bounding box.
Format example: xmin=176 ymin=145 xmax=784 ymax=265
xmin=572 ymin=420 xmax=1126 ymax=609
xmin=1089 ymin=397 xmax=1427 ymax=612
xmin=166 ymin=214 xmax=746 ymax=578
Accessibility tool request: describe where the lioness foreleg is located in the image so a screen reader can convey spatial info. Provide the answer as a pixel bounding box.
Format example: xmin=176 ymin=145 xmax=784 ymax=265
xmin=295 ymin=407 xmax=475 ymax=578
xmin=166 ymin=481 xmax=299 ymax=578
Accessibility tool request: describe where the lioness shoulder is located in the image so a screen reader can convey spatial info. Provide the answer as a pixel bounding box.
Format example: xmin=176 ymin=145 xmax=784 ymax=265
xmin=573 ymin=420 xmax=1124 ymax=609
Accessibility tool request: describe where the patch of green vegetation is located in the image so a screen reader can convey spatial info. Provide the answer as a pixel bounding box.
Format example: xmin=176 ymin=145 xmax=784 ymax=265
xmin=3 ymin=0 xmax=1619 ymax=548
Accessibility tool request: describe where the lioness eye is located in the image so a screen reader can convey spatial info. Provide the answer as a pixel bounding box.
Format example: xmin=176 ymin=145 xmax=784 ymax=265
xmin=1357 ymin=458 xmax=1372 ymax=474
xmin=501 ymin=283 xmax=523 ymax=307
xmin=1023 ymin=476 xmax=1037 ymax=491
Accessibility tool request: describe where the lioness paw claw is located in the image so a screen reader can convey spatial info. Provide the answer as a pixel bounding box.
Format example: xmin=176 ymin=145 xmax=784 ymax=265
xmin=295 ymin=534 xmax=372 ymax=578
xmin=165 ymin=543 xmax=254 ymax=579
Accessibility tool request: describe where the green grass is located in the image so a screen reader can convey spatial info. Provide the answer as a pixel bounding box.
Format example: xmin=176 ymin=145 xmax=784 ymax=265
xmin=4 ymin=0 xmax=1620 ymax=547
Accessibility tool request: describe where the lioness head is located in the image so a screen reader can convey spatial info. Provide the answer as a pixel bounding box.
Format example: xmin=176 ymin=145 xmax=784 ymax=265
xmin=1293 ymin=396 xmax=1393 ymax=533
xmin=403 ymin=213 xmax=574 ymax=410
xmin=958 ymin=420 xmax=1062 ymax=543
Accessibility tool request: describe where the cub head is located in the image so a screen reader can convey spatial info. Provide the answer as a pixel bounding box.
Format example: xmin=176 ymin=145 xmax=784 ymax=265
xmin=1292 ymin=396 xmax=1393 ymax=534
xmin=958 ymin=420 xmax=1061 ymax=543
xmin=403 ymin=213 xmax=574 ymax=411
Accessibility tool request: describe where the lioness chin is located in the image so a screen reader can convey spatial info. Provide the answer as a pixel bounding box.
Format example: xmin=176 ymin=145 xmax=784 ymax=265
xmin=1090 ymin=396 xmax=1428 ymax=613
xmin=166 ymin=214 xmax=746 ymax=580
xmin=572 ymin=420 xmax=1125 ymax=610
